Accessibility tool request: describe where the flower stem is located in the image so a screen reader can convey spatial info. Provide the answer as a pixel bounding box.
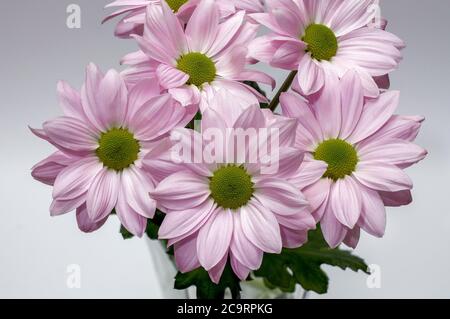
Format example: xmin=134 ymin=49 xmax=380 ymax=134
xmin=268 ymin=70 xmax=298 ymax=112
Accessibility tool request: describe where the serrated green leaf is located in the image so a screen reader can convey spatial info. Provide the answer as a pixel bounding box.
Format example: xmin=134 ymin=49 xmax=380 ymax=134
xmin=174 ymin=264 xmax=241 ymax=299
xmin=254 ymin=227 xmax=369 ymax=294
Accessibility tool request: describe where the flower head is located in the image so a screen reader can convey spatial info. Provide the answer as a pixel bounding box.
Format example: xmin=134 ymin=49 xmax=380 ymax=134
xmin=125 ymin=0 xmax=274 ymax=113
xmin=280 ymin=71 xmax=427 ymax=248
xmin=150 ymin=104 xmax=315 ymax=283
xmin=249 ymin=0 xmax=404 ymax=97
xmin=31 ymin=64 xmax=189 ymax=236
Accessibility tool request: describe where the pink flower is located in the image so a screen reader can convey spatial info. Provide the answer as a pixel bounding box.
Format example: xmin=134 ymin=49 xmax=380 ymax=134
xmin=31 ymin=64 xmax=190 ymax=236
xmin=126 ymin=0 xmax=274 ymax=113
xmin=249 ymin=0 xmax=404 ymax=97
xmin=150 ymin=105 xmax=315 ymax=283
xmin=280 ymin=71 xmax=427 ymax=248
xmin=103 ymin=0 xmax=265 ymax=39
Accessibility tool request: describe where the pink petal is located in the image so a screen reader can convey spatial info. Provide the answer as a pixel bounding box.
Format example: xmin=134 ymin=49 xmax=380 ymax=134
xmin=358 ymin=186 xmax=386 ymax=238
xmin=32 ymin=151 xmax=77 ymax=186
xmin=208 ymin=253 xmax=228 ymax=284
xmin=156 ymin=64 xmax=189 ymax=89
xmin=354 ymin=161 xmax=413 ymax=192
xmin=76 ymin=203 xmax=109 ymax=233
xmin=230 ymin=253 xmax=251 ymax=281
xmin=52 ymin=157 xmax=102 ymax=201
xmin=150 ymin=171 xmax=210 ymax=211
xmin=230 ymin=212 xmax=263 ymax=270
xmin=348 ymin=91 xmax=399 ymax=144
xmin=197 ymin=208 xmax=233 ymax=270
xmin=159 ymin=200 xmax=215 ymax=240
xmin=289 ymin=158 xmax=327 ymax=190
xmin=339 ymin=70 xmax=364 ymax=139
xmin=253 ymin=177 xmax=309 ymax=217
xmin=43 ymin=116 xmax=98 ymax=154
xmin=174 ymin=234 xmax=201 ymax=273
xmin=320 ymin=202 xmax=348 ymax=248
xmin=240 ymin=201 xmax=282 ymax=254
xmin=343 ymin=227 xmax=360 ymax=249
xmin=379 ymin=190 xmax=412 ymax=207
xmin=185 ymin=0 xmax=219 ymax=54
xmin=280 ymin=226 xmax=309 ymax=249
xmin=115 ymin=187 xmax=147 ymax=237
xmin=120 ymin=167 xmax=156 ymax=218
xmin=331 ymin=177 xmax=362 ymax=229
xmin=86 ymin=168 xmax=120 ymax=222
xmin=297 ymin=55 xmax=325 ymax=96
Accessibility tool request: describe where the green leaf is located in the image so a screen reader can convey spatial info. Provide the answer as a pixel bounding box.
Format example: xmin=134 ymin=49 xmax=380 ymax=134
xmin=254 ymin=227 xmax=369 ymax=294
xmin=174 ymin=264 xmax=242 ymax=299
xmin=120 ymin=225 xmax=134 ymax=240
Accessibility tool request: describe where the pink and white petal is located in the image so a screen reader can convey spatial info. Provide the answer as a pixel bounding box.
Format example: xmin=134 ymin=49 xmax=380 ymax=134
xmin=185 ymin=0 xmax=219 ymax=54
xmin=297 ymin=55 xmax=325 ymax=96
xmin=208 ymin=253 xmax=228 ymax=284
xmin=374 ymin=74 xmax=390 ymax=90
xmin=169 ymin=86 xmax=201 ymax=106
xmin=240 ymin=201 xmax=282 ymax=254
xmin=253 ymin=177 xmax=309 ymax=217
xmin=230 ymin=254 xmax=251 ymax=281
xmin=174 ymin=234 xmax=201 ymax=273
xmin=207 ymin=11 xmax=245 ymax=57
xmin=159 ymin=200 xmax=216 ymax=239
xmin=320 ymin=203 xmax=348 ymax=248
xmin=230 ymin=211 xmax=263 ymax=270
xmin=353 ymin=161 xmax=413 ymax=192
xmin=339 ymin=70 xmax=364 ymax=139
xmin=280 ymin=92 xmax=323 ymax=150
xmin=233 ymin=104 xmax=265 ymax=130
xmin=280 ymin=226 xmax=309 ymax=249
xmin=120 ymin=167 xmax=156 ymax=218
xmin=156 ymin=64 xmax=189 ymax=90
xmin=143 ymin=2 xmax=187 ymax=62
xmin=330 ymin=177 xmax=362 ymax=229
xmin=52 ymin=156 xmax=102 ymax=201
xmin=358 ymin=186 xmax=386 ymax=238
xmin=86 ymin=168 xmax=120 ymax=222
xmin=50 ymin=195 xmax=86 ymax=216
xmin=126 ymin=77 xmax=162 ymax=120
xmin=76 ymin=203 xmax=109 ymax=233
xmin=328 ymin=0 xmax=376 ymax=37
xmin=348 ymin=90 xmax=400 ymax=144
xmin=303 ymin=178 xmax=332 ymax=221
xmin=272 ymin=40 xmax=306 ymax=70
xmin=129 ymin=94 xmax=186 ymax=141
xmin=361 ymin=115 xmax=424 ymax=145
xmin=43 ymin=117 xmax=98 ymax=154
xmin=309 ymin=71 xmax=342 ymax=138
xmin=150 ymin=171 xmax=210 ymax=210
xmin=115 ymin=188 xmax=147 ymax=237
xmin=343 ymin=227 xmax=360 ymax=249
xmin=379 ymin=190 xmax=412 ymax=207
xmin=289 ymin=158 xmax=327 ymax=190
xmin=197 ymin=208 xmax=233 ymax=270
xmin=32 ymin=151 xmax=77 ymax=186
xmin=57 ymin=81 xmax=86 ymax=122
xmin=358 ymin=139 xmax=427 ymax=169
xmin=215 ymin=46 xmax=247 ymax=79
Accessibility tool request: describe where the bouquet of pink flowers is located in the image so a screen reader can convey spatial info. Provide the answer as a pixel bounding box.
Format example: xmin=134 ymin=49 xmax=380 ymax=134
xmin=31 ymin=0 xmax=427 ymax=298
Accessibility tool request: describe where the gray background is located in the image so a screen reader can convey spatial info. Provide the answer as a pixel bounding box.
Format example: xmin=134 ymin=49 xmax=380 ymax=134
xmin=0 ymin=0 xmax=448 ymax=298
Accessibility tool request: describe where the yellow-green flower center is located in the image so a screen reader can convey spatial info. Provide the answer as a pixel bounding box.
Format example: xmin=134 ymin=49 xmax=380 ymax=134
xmin=314 ymin=139 xmax=358 ymax=181
xmin=166 ymin=0 xmax=189 ymax=12
xmin=177 ymin=52 xmax=217 ymax=87
xmin=209 ymin=165 xmax=254 ymax=210
xmin=302 ymin=24 xmax=338 ymax=61
xmin=96 ymin=128 xmax=140 ymax=171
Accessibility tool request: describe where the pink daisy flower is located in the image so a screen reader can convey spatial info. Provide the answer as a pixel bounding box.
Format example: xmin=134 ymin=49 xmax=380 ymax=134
xmin=127 ymin=0 xmax=274 ymax=112
xmin=103 ymin=0 xmax=265 ymax=38
xmin=249 ymin=0 xmax=404 ymax=97
xmin=280 ymin=71 xmax=427 ymax=248
xmin=31 ymin=64 xmax=190 ymax=236
xmin=150 ymin=105 xmax=315 ymax=283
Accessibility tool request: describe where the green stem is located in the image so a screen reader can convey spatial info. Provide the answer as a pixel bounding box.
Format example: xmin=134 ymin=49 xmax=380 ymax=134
xmin=268 ymin=70 xmax=298 ymax=112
